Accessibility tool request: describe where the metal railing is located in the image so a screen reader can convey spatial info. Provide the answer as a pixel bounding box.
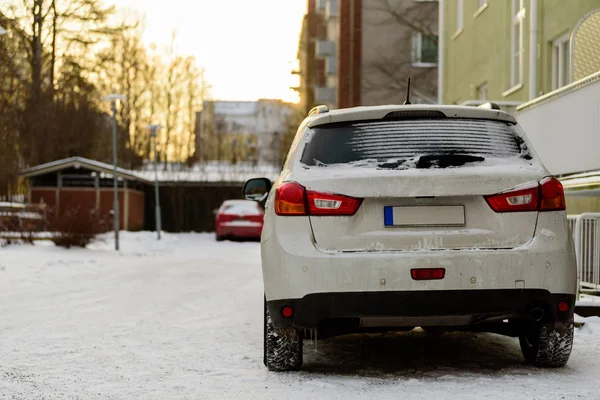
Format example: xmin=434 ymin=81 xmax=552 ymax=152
xmin=569 ymin=213 xmax=600 ymax=296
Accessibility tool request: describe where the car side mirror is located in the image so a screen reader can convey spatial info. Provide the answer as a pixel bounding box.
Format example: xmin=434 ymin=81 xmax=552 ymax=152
xmin=243 ymin=178 xmax=272 ymax=202
xmin=212 ymin=208 xmax=219 ymax=216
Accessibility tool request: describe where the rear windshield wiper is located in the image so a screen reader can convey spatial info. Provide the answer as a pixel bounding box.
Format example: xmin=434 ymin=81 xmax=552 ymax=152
xmin=417 ymin=154 xmax=485 ymax=169
xmin=377 ymin=160 xmax=406 ymax=169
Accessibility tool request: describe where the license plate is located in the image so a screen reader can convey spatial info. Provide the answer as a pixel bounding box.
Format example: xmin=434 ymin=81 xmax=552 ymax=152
xmin=384 ymin=206 xmax=465 ymax=227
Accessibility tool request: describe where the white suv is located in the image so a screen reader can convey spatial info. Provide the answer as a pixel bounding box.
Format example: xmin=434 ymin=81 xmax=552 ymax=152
xmin=243 ymin=104 xmax=577 ymax=372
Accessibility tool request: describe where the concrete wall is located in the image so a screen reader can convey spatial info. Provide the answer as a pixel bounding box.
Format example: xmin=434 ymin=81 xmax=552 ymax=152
xmin=565 ymin=194 xmax=600 ymax=215
xmin=517 ymin=75 xmax=600 ymax=175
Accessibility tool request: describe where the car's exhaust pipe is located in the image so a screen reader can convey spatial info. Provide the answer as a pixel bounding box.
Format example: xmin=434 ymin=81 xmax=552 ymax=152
xmin=529 ymin=307 xmax=544 ymax=322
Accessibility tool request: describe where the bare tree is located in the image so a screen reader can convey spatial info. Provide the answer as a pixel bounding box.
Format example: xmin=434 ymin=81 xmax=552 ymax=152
xmin=184 ymin=59 xmax=201 ymax=163
xmin=0 ymin=1 xmax=210 ymax=197
xmin=96 ymin=19 xmax=147 ymax=168
xmin=213 ymin=116 xmax=227 ymax=163
xmin=2 ymin=0 xmax=117 ymax=167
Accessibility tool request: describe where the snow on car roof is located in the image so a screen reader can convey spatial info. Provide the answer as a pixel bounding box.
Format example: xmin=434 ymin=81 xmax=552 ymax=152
xmin=223 ymin=200 xmax=256 ymax=205
xmin=221 ymin=200 xmax=262 ymax=215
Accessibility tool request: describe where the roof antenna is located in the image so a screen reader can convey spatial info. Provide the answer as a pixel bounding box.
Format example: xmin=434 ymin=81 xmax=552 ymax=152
xmin=403 ymin=77 xmax=411 ymax=105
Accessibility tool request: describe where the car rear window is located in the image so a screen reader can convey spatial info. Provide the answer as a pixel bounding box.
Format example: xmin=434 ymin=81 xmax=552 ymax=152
xmin=223 ymin=203 xmax=262 ymax=215
xmin=300 ymin=119 xmax=531 ymax=169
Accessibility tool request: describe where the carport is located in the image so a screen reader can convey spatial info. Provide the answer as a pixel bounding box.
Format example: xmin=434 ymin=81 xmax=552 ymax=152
xmin=21 ymin=156 xmax=150 ymax=231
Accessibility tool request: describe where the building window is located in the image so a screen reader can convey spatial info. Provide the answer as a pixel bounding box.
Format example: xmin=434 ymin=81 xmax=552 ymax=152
xmin=510 ymin=0 xmax=525 ymax=88
xmin=412 ymin=33 xmax=438 ymax=66
xmin=456 ymin=0 xmax=464 ymax=33
xmin=326 ymin=55 xmax=337 ymax=75
xmin=478 ymin=83 xmax=488 ymax=101
xmin=326 ymin=0 xmax=338 ymax=18
xmin=552 ymin=33 xmax=571 ymax=90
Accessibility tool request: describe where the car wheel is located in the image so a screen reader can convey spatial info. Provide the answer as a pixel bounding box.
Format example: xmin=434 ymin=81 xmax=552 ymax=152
xmin=216 ymin=235 xmax=224 ymax=242
xmin=263 ymin=296 xmax=303 ymax=372
xmin=519 ymin=320 xmax=574 ymax=368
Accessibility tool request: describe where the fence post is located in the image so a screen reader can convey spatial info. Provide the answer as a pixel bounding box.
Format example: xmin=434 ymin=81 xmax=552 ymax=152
xmin=574 ymin=213 xmax=600 ymax=300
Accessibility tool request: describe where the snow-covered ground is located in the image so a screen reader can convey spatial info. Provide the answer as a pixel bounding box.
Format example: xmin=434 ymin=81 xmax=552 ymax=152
xmin=1 ymin=232 xmax=600 ymax=399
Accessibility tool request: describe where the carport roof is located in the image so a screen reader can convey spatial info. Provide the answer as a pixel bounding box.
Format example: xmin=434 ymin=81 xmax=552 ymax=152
xmin=20 ymin=156 xmax=152 ymax=184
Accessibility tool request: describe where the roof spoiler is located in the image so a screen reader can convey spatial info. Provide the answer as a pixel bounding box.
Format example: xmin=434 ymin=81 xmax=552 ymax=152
xmin=477 ymin=102 xmax=501 ymax=110
xmin=308 ymin=105 xmax=329 ymax=116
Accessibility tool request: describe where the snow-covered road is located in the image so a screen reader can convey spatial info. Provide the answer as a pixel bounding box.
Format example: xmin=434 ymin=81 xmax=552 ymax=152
xmin=1 ymin=233 xmax=599 ymax=399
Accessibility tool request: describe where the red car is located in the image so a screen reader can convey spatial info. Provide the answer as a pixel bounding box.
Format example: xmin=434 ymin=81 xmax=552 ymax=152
xmin=215 ymin=200 xmax=264 ymax=241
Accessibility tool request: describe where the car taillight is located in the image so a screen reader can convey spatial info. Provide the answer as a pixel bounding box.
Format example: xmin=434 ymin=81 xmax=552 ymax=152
xmin=275 ymin=182 xmax=306 ymax=215
xmin=219 ymin=214 xmax=237 ymax=222
xmin=411 ymin=268 xmax=446 ymax=280
xmin=307 ymin=190 xmax=362 ymax=216
xmin=485 ymin=177 xmax=565 ymax=213
xmin=485 ymin=184 xmax=539 ymax=212
xmin=539 ymin=177 xmax=566 ymax=211
xmin=275 ymin=182 xmax=362 ymax=216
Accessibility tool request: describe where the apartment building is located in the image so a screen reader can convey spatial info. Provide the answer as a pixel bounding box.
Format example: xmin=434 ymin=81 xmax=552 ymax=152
xmin=195 ymin=100 xmax=293 ymax=165
xmin=296 ymin=0 xmax=439 ymax=110
xmin=441 ymin=0 xmax=600 ymax=112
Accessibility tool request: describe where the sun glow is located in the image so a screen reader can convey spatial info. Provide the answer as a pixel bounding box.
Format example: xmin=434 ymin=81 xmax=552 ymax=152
xmin=107 ymin=0 xmax=305 ymax=103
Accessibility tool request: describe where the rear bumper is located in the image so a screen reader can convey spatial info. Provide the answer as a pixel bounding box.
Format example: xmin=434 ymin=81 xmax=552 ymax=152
xmin=268 ymin=289 xmax=575 ymax=330
xmin=217 ymin=225 xmax=262 ymax=238
xmin=261 ymin=213 xmax=578 ymax=300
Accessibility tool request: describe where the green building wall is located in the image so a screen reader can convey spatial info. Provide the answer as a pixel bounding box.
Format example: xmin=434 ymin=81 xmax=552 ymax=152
xmin=442 ymin=0 xmax=600 ymax=105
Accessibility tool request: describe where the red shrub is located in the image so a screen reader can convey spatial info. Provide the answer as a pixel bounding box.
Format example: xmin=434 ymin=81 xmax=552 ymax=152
xmin=47 ymin=207 xmax=110 ymax=248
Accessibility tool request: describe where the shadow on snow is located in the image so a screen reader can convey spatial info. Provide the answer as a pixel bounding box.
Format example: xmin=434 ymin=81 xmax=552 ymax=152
xmin=299 ymin=329 xmax=538 ymax=378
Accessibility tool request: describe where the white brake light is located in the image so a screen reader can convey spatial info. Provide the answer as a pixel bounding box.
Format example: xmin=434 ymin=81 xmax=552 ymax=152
xmin=313 ymin=198 xmax=342 ymax=209
xmin=506 ymin=194 xmax=533 ymax=206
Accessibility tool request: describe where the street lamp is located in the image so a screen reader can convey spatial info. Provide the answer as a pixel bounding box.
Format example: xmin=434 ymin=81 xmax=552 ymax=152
xmin=102 ymin=94 xmax=126 ymax=251
xmin=148 ymin=124 xmax=162 ymax=240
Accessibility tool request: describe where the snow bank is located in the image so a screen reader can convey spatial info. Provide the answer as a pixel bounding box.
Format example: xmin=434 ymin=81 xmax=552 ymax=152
xmin=578 ymin=294 xmax=600 ymax=306
xmin=87 ymin=230 xmax=182 ymax=255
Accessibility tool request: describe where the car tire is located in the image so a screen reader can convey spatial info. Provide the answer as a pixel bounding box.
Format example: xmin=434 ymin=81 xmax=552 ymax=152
xmin=263 ymin=297 xmax=303 ymax=372
xmin=216 ymin=235 xmax=224 ymax=242
xmin=519 ymin=320 xmax=574 ymax=368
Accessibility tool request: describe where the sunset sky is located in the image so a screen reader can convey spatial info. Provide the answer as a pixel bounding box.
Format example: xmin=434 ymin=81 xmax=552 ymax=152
xmin=108 ymin=0 xmax=306 ymax=103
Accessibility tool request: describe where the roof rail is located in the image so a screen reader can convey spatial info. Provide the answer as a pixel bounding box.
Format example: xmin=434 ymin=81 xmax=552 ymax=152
xmin=477 ymin=102 xmax=501 ymax=110
xmin=308 ymin=105 xmax=329 ymax=116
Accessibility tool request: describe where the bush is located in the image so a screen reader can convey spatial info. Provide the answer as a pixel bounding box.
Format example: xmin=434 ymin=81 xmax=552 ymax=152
xmin=47 ymin=207 xmax=109 ymax=248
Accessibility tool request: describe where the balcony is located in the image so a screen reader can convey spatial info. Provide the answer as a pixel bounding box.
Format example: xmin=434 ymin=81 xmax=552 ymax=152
xmin=316 ymin=40 xmax=336 ymax=58
xmin=315 ymin=86 xmax=336 ymax=104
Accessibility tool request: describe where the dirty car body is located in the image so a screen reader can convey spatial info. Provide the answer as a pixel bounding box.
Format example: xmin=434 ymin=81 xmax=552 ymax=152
xmin=245 ymin=104 xmax=577 ymax=371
